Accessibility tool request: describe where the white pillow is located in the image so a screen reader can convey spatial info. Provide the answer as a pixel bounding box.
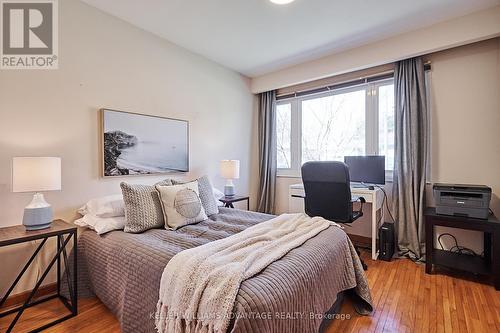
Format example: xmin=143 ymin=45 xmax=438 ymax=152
xmin=78 ymin=194 xmax=125 ymax=218
xmin=156 ymin=181 xmax=208 ymax=230
xmin=74 ymin=214 xmax=126 ymax=235
xmin=212 ymin=187 xmax=224 ymax=207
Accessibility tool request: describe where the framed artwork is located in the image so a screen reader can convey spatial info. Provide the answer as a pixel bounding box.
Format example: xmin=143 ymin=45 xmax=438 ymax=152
xmin=101 ymin=109 xmax=189 ymax=176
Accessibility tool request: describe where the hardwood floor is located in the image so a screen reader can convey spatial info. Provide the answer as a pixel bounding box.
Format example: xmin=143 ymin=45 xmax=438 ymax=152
xmin=328 ymin=251 xmax=500 ymax=333
xmin=1 ymin=250 xmax=498 ymax=333
xmin=0 ymin=297 xmax=119 ymax=333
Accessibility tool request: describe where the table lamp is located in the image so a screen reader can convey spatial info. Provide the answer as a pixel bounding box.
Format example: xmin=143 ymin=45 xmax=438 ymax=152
xmin=12 ymin=157 xmax=61 ymax=230
xmin=220 ymin=160 xmax=240 ymax=197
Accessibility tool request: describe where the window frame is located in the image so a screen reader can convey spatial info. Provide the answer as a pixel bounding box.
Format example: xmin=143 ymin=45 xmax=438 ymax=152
xmin=276 ymin=78 xmax=394 ymax=180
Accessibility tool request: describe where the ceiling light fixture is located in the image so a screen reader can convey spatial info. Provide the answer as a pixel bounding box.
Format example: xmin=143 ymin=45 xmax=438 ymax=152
xmin=270 ymin=0 xmax=295 ymax=5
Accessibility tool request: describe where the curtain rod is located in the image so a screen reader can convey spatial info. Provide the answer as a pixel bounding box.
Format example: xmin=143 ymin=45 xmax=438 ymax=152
xmin=277 ymin=62 xmax=431 ymax=100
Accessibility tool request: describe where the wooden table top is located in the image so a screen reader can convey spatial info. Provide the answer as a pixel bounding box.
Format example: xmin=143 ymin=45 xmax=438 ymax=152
xmin=0 ymin=220 xmax=76 ymax=247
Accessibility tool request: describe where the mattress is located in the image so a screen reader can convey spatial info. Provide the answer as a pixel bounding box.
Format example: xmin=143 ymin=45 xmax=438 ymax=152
xmin=73 ymin=208 xmax=372 ymax=333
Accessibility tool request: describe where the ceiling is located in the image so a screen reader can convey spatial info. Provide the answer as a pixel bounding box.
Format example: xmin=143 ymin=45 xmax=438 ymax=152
xmin=81 ymin=0 xmax=500 ymax=77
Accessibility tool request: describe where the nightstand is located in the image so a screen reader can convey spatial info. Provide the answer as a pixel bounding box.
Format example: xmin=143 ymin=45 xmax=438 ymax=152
xmin=0 ymin=220 xmax=77 ymax=332
xmin=425 ymin=207 xmax=500 ymax=290
xmin=219 ymin=195 xmax=250 ymax=210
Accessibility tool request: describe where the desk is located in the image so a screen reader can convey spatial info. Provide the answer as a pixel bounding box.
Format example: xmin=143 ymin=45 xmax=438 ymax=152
xmin=289 ymin=183 xmax=384 ymax=260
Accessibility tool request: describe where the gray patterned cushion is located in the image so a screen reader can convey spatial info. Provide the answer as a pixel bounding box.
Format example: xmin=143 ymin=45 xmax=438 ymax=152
xmin=121 ymin=179 xmax=172 ymax=233
xmin=155 ymin=181 xmax=208 ymax=230
xmin=172 ymin=175 xmax=219 ymax=216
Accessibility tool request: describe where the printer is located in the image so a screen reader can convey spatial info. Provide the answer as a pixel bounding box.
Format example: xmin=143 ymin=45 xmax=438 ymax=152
xmin=433 ymin=183 xmax=491 ymax=219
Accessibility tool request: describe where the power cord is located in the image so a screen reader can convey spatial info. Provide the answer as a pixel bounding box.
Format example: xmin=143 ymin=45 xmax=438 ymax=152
xmin=437 ymin=233 xmax=482 ymax=257
xmin=372 ymin=184 xmax=396 ymax=224
xmin=375 ymin=191 xmax=384 ymax=225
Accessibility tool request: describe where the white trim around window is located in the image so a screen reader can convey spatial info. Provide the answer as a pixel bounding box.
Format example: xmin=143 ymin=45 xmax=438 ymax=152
xmin=276 ymin=78 xmax=395 ymax=181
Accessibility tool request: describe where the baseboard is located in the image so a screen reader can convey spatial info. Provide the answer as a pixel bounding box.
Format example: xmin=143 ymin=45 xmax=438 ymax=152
xmin=1 ymin=283 xmax=57 ymax=310
xmin=347 ymin=233 xmax=372 ymax=249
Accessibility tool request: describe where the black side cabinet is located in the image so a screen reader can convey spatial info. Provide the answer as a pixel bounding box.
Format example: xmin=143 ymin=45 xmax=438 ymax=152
xmin=0 ymin=220 xmax=77 ymax=332
xmin=425 ymin=207 xmax=500 ymax=290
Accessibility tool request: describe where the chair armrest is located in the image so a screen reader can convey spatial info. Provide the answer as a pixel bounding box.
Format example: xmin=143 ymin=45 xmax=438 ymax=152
xmin=351 ymin=195 xmax=366 ymax=203
xmin=352 ymin=195 xmax=366 ymax=218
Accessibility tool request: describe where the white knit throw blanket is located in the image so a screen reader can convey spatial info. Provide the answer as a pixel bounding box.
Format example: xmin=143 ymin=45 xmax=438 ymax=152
xmin=155 ymin=213 xmax=339 ymax=333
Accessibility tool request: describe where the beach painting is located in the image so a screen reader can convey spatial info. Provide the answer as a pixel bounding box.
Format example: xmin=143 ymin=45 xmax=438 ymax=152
xmin=101 ymin=109 xmax=189 ymax=176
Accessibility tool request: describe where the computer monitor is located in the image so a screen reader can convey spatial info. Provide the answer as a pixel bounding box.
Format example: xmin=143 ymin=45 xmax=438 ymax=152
xmin=344 ymin=155 xmax=385 ymax=185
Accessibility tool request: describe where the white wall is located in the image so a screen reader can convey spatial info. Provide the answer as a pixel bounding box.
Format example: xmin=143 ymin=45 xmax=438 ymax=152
xmin=251 ymin=5 xmax=500 ymax=93
xmin=426 ymin=38 xmax=500 ymax=252
xmin=0 ymin=0 xmax=255 ymax=294
xmin=274 ymin=39 xmax=500 ymax=254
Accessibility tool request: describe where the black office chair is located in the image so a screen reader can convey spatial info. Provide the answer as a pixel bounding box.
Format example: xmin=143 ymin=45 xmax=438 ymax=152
xmin=300 ymin=161 xmax=368 ymax=270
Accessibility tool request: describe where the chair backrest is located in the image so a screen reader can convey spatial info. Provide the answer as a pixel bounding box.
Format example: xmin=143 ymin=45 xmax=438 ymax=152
xmin=301 ymin=161 xmax=353 ymax=223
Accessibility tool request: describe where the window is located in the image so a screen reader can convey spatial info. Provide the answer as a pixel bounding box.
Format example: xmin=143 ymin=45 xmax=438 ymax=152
xmin=276 ymin=103 xmax=292 ymax=169
xmin=302 ymin=89 xmax=365 ymax=163
xmin=276 ymin=79 xmax=395 ymax=177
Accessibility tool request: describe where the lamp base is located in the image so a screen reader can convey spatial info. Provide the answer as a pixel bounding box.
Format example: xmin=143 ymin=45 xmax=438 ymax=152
xmin=22 ymin=193 xmax=53 ymax=231
xmin=23 ymin=207 xmax=53 ymax=230
xmin=224 ymin=185 xmax=235 ymax=197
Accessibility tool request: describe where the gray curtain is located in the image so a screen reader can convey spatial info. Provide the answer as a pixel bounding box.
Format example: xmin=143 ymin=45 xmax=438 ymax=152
xmin=256 ymin=91 xmax=277 ymax=214
xmin=392 ymin=57 xmax=429 ymax=260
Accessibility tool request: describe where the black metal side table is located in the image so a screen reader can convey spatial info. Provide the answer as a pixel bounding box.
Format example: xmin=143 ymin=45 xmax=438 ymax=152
xmin=0 ymin=220 xmax=77 ymax=332
xmin=219 ymin=195 xmax=250 ymax=210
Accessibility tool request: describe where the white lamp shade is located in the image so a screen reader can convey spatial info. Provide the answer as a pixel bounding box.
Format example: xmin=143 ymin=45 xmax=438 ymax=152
xmin=220 ymin=160 xmax=240 ymax=179
xmin=12 ymin=157 xmax=61 ymax=193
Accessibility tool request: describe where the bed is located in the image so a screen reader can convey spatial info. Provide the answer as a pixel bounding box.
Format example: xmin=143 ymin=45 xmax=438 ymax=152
xmin=74 ymin=208 xmax=372 ymax=333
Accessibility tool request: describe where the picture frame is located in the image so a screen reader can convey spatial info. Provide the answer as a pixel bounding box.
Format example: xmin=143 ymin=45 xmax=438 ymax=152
xmin=100 ymin=109 xmax=189 ymax=177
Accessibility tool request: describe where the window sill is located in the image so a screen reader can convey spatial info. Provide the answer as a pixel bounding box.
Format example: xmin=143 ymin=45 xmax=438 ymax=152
xmin=277 ymin=174 xmax=301 ymax=179
xmin=277 ymin=170 xmax=394 ymax=183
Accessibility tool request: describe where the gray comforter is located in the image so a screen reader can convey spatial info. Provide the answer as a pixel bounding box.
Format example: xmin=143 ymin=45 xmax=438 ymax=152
xmin=75 ymin=208 xmax=372 ymax=333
